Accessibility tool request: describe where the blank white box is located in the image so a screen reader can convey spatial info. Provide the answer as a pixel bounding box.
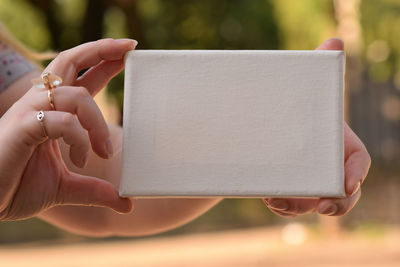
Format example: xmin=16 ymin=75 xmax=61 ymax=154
xmin=120 ymin=50 xmax=345 ymax=198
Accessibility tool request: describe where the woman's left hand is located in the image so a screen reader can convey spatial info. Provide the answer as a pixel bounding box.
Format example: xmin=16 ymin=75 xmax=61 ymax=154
xmin=263 ymin=38 xmax=371 ymax=217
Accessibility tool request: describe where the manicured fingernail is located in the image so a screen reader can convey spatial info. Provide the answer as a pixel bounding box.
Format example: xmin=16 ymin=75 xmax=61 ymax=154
xmin=319 ymin=204 xmax=338 ymax=216
xmin=115 ymin=198 xmax=134 ymax=214
xmin=268 ymin=199 xmax=289 ymax=211
xmin=116 ymin=39 xmax=138 ymax=48
xmin=81 ymin=153 xmax=88 ymax=168
xmin=105 ymin=138 xmax=113 ymax=157
xmin=351 ymin=181 xmax=361 ymax=196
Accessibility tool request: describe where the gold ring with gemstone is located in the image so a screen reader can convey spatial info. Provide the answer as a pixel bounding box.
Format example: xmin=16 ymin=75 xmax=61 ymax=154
xmin=37 ymin=110 xmax=48 ymax=138
xmin=31 ymin=72 xmax=63 ymax=90
xmin=31 ymin=72 xmax=62 ymax=110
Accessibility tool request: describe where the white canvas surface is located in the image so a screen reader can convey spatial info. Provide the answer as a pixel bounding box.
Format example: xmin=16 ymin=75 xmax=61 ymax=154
xmin=120 ymin=50 xmax=345 ymax=198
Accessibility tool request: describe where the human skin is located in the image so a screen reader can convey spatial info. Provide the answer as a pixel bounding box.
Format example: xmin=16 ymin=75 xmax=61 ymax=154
xmin=0 ymin=39 xmax=135 ymax=220
xmin=0 ymin=38 xmax=370 ymax=236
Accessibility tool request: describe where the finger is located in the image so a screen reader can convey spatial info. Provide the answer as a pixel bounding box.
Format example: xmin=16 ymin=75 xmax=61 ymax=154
xmin=270 ymin=209 xmax=297 ymax=218
xmin=57 ymin=171 xmax=133 ymax=213
xmin=344 ymin=123 xmax=371 ymax=196
xmin=22 ymin=110 xmax=89 ymax=168
xmin=315 ymin=38 xmax=344 ymax=51
xmin=42 ymin=111 xmax=90 ymax=168
xmin=263 ymin=199 xmax=296 ymax=217
xmin=54 ymin=86 xmax=112 ymax=158
xmin=27 ymin=86 xmax=112 ymax=159
xmin=315 ymin=40 xmax=369 ymax=202
xmin=264 ymin=198 xmax=319 ymax=215
xmin=317 ymin=189 xmax=362 ymax=216
xmin=74 ymin=59 xmax=125 ymax=96
xmin=45 ymin=38 xmax=137 ymax=86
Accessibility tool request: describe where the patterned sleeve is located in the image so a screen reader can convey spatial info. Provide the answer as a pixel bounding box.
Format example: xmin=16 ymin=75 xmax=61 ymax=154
xmin=0 ymin=40 xmax=35 ymax=93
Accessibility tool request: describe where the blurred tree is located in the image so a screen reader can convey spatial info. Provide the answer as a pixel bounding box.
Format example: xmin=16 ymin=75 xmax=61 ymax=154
xmin=352 ymin=0 xmax=400 ymax=165
xmin=271 ymin=0 xmax=336 ymax=49
xmin=0 ymin=0 xmax=52 ymax=51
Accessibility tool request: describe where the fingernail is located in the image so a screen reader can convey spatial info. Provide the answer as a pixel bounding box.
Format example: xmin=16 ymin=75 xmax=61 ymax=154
xmin=115 ymin=198 xmax=134 ymax=214
xmin=81 ymin=153 xmax=88 ymax=168
xmin=351 ymin=181 xmax=361 ymax=196
xmin=116 ymin=39 xmax=138 ymax=48
xmin=105 ymin=138 xmax=113 ymax=157
xmin=319 ymin=204 xmax=338 ymax=216
xmin=268 ymin=199 xmax=289 ymax=211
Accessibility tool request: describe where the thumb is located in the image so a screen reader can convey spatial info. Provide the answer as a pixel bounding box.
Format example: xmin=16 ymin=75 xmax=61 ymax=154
xmin=316 ymin=38 xmax=344 ymax=51
xmin=56 ymin=171 xmax=133 ymax=213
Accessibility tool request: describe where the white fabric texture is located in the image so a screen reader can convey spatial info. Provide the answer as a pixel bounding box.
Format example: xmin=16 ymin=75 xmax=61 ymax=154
xmin=121 ymin=50 xmax=345 ymax=198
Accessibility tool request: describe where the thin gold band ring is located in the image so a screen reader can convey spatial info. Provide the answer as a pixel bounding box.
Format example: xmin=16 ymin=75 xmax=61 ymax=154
xmin=37 ymin=110 xmax=48 ymax=138
xmin=31 ymin=72 xmax=63 ymax=110
xmin=47 ymin=88 xmax=55 ymax=110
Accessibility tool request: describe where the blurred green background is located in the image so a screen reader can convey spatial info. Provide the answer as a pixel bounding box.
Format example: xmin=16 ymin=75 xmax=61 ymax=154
xmin=0 ymin=0 xmax=399 ymax=245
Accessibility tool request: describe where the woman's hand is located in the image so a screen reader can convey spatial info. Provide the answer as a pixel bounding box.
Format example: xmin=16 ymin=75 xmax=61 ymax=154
xmin=0 ymin=38 xmax=136 ymax=221
xmin=263 ymin=38 xmax=371 ymax=217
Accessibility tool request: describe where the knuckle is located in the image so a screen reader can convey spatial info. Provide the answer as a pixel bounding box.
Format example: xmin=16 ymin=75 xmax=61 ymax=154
xmin=21 ymin=111 xmax=43 ymax=144
xmin=50 ymin=51 xmax=67 ymax=69
xmin=56 ymin=50 xmax=68 ymax=61
xmin=80 ymin=136 xmax=90 ymax=151
xmin=62 ymin=113 xmax=76 ymax=127
xmin=74 ymin=86 xmax=90 ymax=99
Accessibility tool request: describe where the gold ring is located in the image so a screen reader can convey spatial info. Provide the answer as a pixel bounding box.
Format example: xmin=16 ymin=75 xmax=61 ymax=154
xmin=42 ymin=72 xmax=51 ymax=89
xmin=37 ymin=110 xmax=48 ymax=138
xmin=31 ymin=72 xmax=62 ymax=110
xmin=31 ymin=72 xmax=63 ymax=90
xmin=47 ymin=88 xmax=55 ymax=110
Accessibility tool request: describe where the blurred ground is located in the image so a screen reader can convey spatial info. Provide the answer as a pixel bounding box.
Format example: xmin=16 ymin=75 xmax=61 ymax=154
xmin=1 ymin=225 xmax=399 ymax=267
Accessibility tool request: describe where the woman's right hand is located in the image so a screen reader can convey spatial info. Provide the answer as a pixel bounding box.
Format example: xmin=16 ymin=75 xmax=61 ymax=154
xmin=0 ymin=39 xmax=135 ymax=221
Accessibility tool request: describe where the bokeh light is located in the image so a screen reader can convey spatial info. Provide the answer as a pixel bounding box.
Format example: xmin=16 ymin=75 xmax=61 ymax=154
xmin=367 ymin=40 xmax=390 ymax=63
